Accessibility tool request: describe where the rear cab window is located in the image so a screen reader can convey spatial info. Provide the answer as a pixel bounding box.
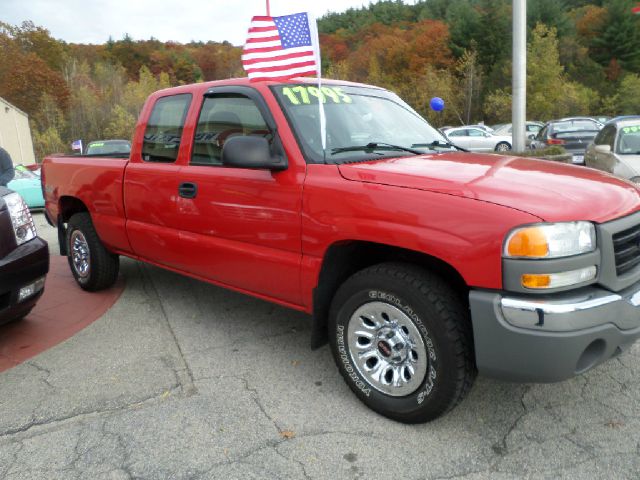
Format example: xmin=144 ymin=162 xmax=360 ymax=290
xmin=142 ymin=94 xmax=192 ymax=163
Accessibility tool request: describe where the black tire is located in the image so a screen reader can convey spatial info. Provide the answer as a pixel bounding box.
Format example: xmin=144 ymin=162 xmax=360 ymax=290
xmin=328 ymin=262 xmax=476 ymax=423
xmin=495 ymin=142 xmax=511 ymax=152
xmin=66 ymin=212 xmax=119 ymax=291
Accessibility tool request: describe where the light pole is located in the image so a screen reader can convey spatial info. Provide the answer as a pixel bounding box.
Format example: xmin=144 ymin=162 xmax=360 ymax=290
xmin=512 ymin=0 xmax=526 ymax=152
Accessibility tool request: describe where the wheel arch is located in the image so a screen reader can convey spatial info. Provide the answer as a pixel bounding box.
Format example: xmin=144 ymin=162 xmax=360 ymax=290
xmin=310 ymin=240 xmax=469 ymax=349
xmin=57 ymin=196 xmax=90 ymax=255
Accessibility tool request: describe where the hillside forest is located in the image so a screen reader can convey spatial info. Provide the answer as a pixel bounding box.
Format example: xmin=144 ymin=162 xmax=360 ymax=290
xmin=1 ymin=0 xmax=639 ymax=161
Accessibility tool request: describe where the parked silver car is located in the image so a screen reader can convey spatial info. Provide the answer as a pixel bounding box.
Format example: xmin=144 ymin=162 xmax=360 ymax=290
xmin=585 ymin=119 xmax=640 ymax=183
xmin=492 ymin=121 xmax=544 ymax=137
xmin=443 ymin=126 xmax=512 ymax=152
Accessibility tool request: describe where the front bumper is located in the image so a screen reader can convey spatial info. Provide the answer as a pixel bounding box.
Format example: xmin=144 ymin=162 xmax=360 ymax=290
xmin=0 ymin=237 xmax=49 ymax=325
xmin=469 ymin=281 xmax=640 ymax=382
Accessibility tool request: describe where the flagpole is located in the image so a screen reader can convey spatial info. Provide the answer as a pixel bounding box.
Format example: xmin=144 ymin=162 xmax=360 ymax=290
xmin=266 ymin=0 xmax=270 ymax=16
xmin=307 ymin=13 xmax=327 ymax=154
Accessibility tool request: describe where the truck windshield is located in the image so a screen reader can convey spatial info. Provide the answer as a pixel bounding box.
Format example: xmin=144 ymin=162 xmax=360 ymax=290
xmin=272 ymin=84 xmax=455 ymax=164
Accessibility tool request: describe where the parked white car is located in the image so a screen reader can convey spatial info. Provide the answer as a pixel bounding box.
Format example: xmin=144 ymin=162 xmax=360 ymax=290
xmin=585 ymin=119 xmax=640 ymax=183
xmin=443 ymin=126 xmax=512 ymax=152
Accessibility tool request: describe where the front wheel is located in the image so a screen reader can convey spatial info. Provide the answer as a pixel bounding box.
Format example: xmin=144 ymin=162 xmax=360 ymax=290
xmin=329 ymin=263 xmax=476 ymax=423
xmin=66 ymin=212 xmax=119 ymax=291
xmin=495 ymin=142 xmax=511 ymax=152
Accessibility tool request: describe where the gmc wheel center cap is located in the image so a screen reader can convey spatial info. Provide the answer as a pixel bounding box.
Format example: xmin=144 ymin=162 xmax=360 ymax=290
xmin=377 ymin=340 xmax=392 ymax=357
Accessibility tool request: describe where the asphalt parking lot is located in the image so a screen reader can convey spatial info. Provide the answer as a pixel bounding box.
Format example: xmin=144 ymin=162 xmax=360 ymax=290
xmin=1 ymin=213 xmax=639 ymax=479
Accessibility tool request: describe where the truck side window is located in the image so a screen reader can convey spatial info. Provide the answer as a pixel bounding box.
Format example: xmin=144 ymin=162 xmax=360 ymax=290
xmin=142 ymin=94 xmax=192 ymax=163
xmin=191 ymin=95 xmax=271 ymax=166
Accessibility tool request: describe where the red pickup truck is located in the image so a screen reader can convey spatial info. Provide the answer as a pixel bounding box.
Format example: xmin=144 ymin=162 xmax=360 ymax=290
xmin=43 ymin=78 xmax=640 ymax=423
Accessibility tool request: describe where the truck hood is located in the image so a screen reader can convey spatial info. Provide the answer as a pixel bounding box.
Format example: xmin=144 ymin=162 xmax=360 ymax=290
xmin=337 ymin=153 xmax=640 ymax=223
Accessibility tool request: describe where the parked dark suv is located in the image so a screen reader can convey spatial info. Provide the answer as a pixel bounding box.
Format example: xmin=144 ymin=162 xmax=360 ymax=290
xmin=0 ymin=187 xmax=49 ymax=324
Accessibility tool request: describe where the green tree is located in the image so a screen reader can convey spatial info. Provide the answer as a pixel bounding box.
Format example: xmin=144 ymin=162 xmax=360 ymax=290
xmin=484 ymin=24 xmax=595 ymax=122
xmin=456 ymin=47 xmax=483 ymax=123
xmin=591 ymin=0 xmax=640 ymax=72
xmin=615 ymin=74 xmax=640 ymax=114
xmin=104 ymin=105 xmax=137 ymax=140
xmin=32 ymin=125 xmax=67 ymax=160
xmin=527 ymin=24 xmax=594 ymax=119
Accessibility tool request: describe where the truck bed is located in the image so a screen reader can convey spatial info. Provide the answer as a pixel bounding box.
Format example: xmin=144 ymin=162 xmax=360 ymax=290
xmin=42 ymin=155 xmax=131 ymax=254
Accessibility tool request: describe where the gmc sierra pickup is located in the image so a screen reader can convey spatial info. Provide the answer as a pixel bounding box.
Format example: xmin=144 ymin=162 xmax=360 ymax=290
xmin=42 ymin=78 xmax=640 ymax=423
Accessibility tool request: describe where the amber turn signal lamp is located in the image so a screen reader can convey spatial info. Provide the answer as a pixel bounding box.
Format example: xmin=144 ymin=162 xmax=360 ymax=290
xmin=521 ymin=274 xmax=551 ymax=289
xmin=506 ymin=227 xmax=549 ymax=258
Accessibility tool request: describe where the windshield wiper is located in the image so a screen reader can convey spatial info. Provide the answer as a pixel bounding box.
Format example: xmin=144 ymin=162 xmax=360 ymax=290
xmin=331 ymin=142 xmax=423 ymax=155
xmin=411 ymin=140 xmax=468 ymax=152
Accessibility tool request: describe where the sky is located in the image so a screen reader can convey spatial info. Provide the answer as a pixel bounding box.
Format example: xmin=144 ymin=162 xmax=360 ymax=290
xmin=1 ymin=0 xmax=376 ymax=46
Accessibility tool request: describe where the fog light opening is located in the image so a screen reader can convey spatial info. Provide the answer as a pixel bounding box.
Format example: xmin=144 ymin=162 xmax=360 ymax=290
xmin=575 ymin=339 xmax=606 ymax=374
xmin=17 ymin=277 xmax=46 ymax=303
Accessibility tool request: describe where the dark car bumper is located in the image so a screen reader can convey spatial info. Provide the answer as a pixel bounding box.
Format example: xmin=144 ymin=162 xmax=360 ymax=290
xmin=0 ymin=237 xmax=49 ymax=325
xmin=469 ymin=283 xmax=640 ymax=383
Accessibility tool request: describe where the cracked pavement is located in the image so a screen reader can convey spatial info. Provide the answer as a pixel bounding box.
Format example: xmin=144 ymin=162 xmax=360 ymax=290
xmin=1 ymin=214 xmax=640 ymax=479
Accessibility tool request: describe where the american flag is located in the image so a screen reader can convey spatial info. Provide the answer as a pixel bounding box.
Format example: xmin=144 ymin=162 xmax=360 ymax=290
xmin=71 ymin=139 xmax=83 ymax=152
xmin=242 ymin=12 xmax=319 ymax=81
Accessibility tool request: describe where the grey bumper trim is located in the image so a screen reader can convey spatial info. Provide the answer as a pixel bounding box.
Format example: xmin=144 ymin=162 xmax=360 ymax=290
xmin=500 ymin=283 xmax=640 ymax=332
xmin=470 ymin=285 xmax=640 ymax=383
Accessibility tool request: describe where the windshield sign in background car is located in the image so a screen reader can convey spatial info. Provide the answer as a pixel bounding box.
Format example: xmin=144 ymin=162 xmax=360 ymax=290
xmin=85 ymin=140 xmax=132 ymax=157
xmin=586 ymin=121 xmax=640 ymax=183
xmin=41 ymin=77 xmax=640 ymax=424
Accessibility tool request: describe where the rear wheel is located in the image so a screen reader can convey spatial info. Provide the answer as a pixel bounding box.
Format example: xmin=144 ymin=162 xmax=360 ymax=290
xmin=495 ymin=142 xmax=511 ymax=152
xmin=66 ymin=213 xmax=119 ymax=291
xmin=329 ymin=263 xmax=476 ymax=423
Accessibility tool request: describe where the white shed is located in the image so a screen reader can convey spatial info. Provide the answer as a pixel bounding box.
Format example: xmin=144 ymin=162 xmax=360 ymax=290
xmin=0 ymin=97 xmax=36 ymax=165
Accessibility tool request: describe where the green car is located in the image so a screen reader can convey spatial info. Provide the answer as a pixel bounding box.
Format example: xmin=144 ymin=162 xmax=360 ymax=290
xmin=8 ymin=165 xmax=44 ymax=209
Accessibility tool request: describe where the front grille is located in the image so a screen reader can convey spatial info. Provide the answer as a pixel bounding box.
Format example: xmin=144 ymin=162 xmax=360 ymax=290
xmin=613 ymin=223 xmax=640 ymax=275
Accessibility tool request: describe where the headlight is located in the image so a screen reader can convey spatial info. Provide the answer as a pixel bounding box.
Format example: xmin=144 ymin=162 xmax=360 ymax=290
xmin=3 ymin=192 xmax=37 ymax=246
xmin=504 ymin=222 xmax=596 ymax=259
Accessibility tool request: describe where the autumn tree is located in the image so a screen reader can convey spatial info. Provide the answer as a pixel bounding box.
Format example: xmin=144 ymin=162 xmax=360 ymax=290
xmin=0 ymin=46 xmax=69 ymax=116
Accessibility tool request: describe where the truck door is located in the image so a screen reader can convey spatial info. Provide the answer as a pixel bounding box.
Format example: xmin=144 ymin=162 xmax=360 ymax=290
xmin=124 ymin=93 xmax=194 ymax=269
xmin=173 ymin=86 xmax=304 ymax=306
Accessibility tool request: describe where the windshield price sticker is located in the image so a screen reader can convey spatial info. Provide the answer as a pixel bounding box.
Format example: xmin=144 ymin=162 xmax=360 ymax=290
xmin=281 ymin=86 xmax=353 ymax=105
xmin=623 ymin=126 xmax=640 ymax=134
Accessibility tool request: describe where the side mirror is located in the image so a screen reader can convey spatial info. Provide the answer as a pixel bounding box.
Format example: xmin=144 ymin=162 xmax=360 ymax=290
xmin=527 ymin=133 xmax=536 ymax=140
xmin=594 ymin=144 xmax=612 ymax=154
xmin=222 ymin=136 xmax=287 ymax=171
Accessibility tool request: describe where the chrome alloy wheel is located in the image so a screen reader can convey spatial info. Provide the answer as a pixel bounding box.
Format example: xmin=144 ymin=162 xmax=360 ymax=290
xmin=70 ymin=230 xmax=91 ymax=278
xmin=347 ymin=301 xmax=428 ymax=397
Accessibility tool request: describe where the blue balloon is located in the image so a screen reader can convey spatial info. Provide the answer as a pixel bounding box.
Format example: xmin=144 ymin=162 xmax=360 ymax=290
xmin=430 ymin=97 xmax=445 ymax=112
